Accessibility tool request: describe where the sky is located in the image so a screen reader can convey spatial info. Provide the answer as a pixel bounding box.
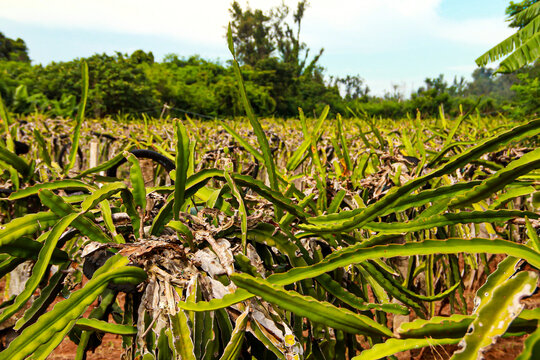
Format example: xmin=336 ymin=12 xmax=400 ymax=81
xmin=1 ymin=0 xmax=514 ymax=96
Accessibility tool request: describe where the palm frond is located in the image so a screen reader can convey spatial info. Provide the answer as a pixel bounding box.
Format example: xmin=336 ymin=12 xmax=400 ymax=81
xmin=476 ymin=16 xmax=540 ymax=71
xmin=499 ymin=32 xmax=540 ymax=72
xmin=514 ymin=1 xmax=540 ymax=28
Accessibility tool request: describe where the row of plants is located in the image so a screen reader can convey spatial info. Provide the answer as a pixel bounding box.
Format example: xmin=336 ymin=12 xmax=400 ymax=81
xmin=0 ymin=28 xmax=539 ymax=359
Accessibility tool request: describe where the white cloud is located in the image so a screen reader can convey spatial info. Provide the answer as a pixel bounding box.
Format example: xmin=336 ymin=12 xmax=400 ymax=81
xmin=2 ymin=1 xmax=234 ymax=45
xmin=1 ymin=1 xmax=306 ymax=47
xmin=2 ymin=0 xmax=510 ymax=49
xmin=300 ymin=0 xmax=513 ymax=54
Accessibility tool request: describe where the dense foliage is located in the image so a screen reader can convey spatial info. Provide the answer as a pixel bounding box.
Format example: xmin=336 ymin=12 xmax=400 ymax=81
xmin=0 ymin=32 xmax=30 ymax=63
xmin=1 ymin=0 xmax=540 ymax=120
xmin=1 ymin=43 xmax=538 ymax=120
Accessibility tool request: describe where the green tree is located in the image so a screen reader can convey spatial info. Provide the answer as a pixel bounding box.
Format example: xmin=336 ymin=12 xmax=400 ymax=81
xmin=506 ymin=72 xmax=540 ymax=116
xmin=130 ymin=50 xmax=155 ymax=65
xmin=269 ymin=0 xmax=324 ymax=77
xmin=228 ymin=2 xmax=275 ymax=67
xmin=507 ymin=0 xmax=539 ymax=27
xmin=33 ymin=52 xmax=158 ymax=117
xmin=409 ymin=75 xmax=452 ymax=116
xmin=336 ymin=75 xmax=370 ymax=101
xmin=228 ymin=1 xmax=321 ymax=70
xmin=228 ymin=1 xmax=335 ymax=116
xmin=0 ymin=32 xmax=30 ymax=62
xmin=0 ymin=60 xmax=34 ymax=105
xmin=476 ymin=0 xmax=539 ymax=72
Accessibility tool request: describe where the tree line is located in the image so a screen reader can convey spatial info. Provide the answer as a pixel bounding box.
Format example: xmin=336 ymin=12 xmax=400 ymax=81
xmin=0 ymin=1 xmax=538 ymax=120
